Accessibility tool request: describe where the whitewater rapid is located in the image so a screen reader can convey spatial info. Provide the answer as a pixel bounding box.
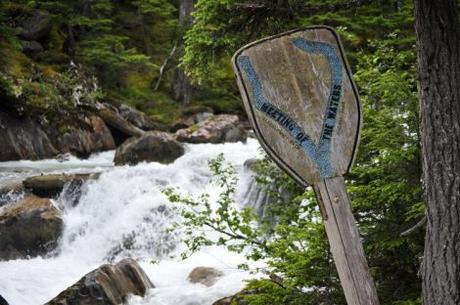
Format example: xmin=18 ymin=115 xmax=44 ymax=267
xmin=0 ymin=139 xmax=264 ymax=305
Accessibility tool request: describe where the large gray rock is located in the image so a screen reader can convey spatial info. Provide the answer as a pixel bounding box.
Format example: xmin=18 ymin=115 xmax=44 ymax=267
xmin=0 ymin=195 xmax=63 ymax=260
xmin=187 ymin=266 xmax=223 ymax=287
xmin=17 ymin=10 xmax=51 ymax=41
xmin=170 ymin=106 xmax=214 ymax=132
xmin=45 ymin=258 xmax=154 ymax=305
xmin=114 ymin=131 xmax=184 ymax=166
xmin=118 ymin=104 xmax=165 ymax=131
xmin=0 ymin=111 xmax=115 ymax=161
xmin=96 ymin=104 xmax=145 ymax=146
xmin=52 ymin=116 xmax=116 ymax=158
xmin=23 ymin=173 xmax=100 ymax=198
xmin=175 ymin=114 xmax=247 ymax=144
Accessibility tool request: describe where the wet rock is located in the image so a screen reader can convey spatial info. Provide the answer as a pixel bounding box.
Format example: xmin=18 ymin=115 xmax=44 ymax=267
xmin=0 ymin=181 xmax=23 ymax=197
xmin=0 ymin=195 xmax=63 ymax=260
xmin=0 ymin=295 xmax=8 ymax=305
xmin=114 ymin=131 xmax=184 ymax=166
xmin=23 ymin=173 xmax=100 ymax=198
xmin=175 ymin=114 xmax=247 ymax=144
xmin=0 ymin=111 xmax=115 ymax=161
xmin=212 ymin=290 xmax=255 ymax=305
xmin=17 ymin=10 xmax=52 ymax=41
xmin=44 ymin=258 xmax=154 ymax=305
xmin=187 ymin=267 xmax=223 ymax=287
xmin=0 ymin=182 xmax=24 ymax=207
xmin=96 ymin=104 xmax=145 ymax=146
xmin=118 ymin=104 xmax=166 ymax=131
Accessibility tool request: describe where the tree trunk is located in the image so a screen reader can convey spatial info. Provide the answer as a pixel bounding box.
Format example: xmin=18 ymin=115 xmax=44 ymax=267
xmin=413 ymin=1 xmax=460 ymax=304
xmin=174 ymin=0 xmax=194 ymax=105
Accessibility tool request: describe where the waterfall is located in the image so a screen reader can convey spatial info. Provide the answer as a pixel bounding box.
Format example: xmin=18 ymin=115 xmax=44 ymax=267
xmin=0 ymin=139 xmax=264 ymax=305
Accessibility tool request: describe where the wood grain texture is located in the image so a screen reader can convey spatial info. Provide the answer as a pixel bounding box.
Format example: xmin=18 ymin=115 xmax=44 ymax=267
xmin=233 ymin=26 xmax=361 ymax=186
xmin=314 ymin=176 xmax=380 ymax=305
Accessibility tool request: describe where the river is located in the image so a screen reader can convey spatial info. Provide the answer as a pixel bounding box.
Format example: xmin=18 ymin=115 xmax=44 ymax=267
xmin=0 ymin=139 xmax=265 ymax=305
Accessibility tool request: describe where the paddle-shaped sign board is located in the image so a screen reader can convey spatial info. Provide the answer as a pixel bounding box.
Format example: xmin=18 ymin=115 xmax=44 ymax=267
xmin=233 ymin=27 xmax=380 ymax=305
xmin=233 ymin=26 xmax=361 ymax=186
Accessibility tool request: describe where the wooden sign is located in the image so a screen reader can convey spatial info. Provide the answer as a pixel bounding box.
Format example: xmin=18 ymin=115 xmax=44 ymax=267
xmin=233 ymin=26 xmax=380 ymax=305
xmin=233 ymin=26 xmax=361 ymax=186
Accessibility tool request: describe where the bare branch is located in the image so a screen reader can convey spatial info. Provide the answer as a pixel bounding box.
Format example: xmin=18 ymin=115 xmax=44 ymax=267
xmin=203 ymin=221 xmax=264 ymax=246
xmin=400 ymin=215 xmax=427 ymax=237
xmin=154 ymin=40 xmax=179 ymax=91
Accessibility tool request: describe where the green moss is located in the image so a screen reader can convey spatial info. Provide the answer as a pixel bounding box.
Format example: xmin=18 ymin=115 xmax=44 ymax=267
xmin=37 ymin=50 xmax=70 ymax=65
xmin=58 ymin=123 xmax=71 ymax=135
xmin=47 ymin=25 xmax=65 ymax=52
xmin=188 ymin=124 xmax=199 ymax=132
xmin=0 ymin=41 xmax=32 ymax=80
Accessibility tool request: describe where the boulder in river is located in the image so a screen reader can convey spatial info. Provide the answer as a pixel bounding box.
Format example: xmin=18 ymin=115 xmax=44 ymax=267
xmin=114 ymin=131 xmax=184 ymax=166
xmin=187 ymin=266 xmax=223 ymax=287
xmin=23 ymin=173 xmax=100 ymax=198
xmin=44 ymin=258 xmax=154 ymax=305
xmin=0 ymin=195 xmax=63 ymax=260
xmin=175 ymin=114 xmax=247 ymax=144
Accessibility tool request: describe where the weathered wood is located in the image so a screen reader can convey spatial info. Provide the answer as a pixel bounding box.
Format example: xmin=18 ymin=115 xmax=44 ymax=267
xmin=233 ymin=27 xmax=361 ymax=186
xmin=232 ymin=27 xmax=379 ymax=305
xmin=314 ymin=176 xmax=379 ymax=305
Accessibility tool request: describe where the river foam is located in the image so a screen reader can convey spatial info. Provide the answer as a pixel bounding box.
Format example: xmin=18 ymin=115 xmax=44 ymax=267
xmin=0 ymin=139 xmax=264 ymax=305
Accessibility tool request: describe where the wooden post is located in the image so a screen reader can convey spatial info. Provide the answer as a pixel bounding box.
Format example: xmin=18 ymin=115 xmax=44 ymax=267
xmin=313 ymin=176 xmax=379 ymax=305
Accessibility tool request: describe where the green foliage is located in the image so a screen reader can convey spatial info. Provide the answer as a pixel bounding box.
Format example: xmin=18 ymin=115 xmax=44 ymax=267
xmin=164 ymin=153 xmax=346 ymax=304
xmin=182 ymin=0 xmax=415 ymax=85
xmin=165 ymin=31 xmax=423 ymax=305
xmin=164 ymin=154 xmax=267 ymax=259
xmin=349 ymin=34 xmax=423 ymax=303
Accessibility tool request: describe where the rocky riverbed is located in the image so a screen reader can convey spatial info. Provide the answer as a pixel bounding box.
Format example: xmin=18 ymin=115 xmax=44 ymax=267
xmin=0 ymin=135 xmax=265 ymax=305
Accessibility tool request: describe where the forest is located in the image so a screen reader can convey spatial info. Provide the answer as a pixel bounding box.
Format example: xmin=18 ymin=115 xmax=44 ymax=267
xmin=0 ymin=1 xmax=458 ymax=305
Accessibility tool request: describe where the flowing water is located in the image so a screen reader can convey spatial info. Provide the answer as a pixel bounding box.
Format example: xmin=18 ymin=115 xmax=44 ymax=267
xmin=0 ymin=139 xmax=267 ymax=305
